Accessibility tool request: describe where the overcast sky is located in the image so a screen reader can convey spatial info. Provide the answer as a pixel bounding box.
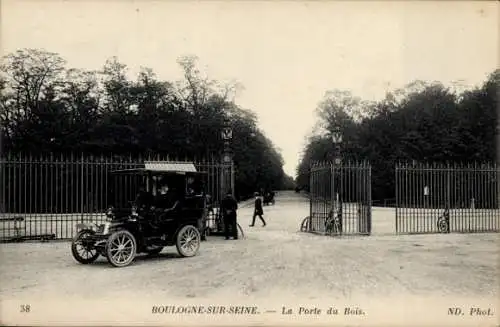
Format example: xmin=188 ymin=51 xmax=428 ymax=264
xmin=2 ymin=0 xmax=498 ymax=176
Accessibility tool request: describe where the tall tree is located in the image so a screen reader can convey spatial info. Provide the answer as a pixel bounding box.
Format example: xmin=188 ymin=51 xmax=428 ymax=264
xmin=1 ymin=48 xmax=291 ymax=199
xmin=297 ymin=72 xmax=498 ymax=202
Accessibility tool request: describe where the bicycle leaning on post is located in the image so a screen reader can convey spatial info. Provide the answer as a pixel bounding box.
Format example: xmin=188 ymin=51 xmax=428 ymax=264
xmin=325 ymin=205 xmax=343 ymax=235
xmin=436 ymin=207 xmax=450 ymax=233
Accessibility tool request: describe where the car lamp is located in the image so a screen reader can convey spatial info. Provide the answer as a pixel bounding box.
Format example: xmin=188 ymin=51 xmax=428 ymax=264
xmin=102 ymin=222 xmax=111 ymax=235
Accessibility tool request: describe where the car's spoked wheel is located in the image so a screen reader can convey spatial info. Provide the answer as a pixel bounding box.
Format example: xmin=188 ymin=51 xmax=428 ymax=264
xmin=176 ymin=225 xmax=200 ymax=257
xmin=105 ymin=230 xmax=137 ymax=267
xmin=71 ymin=230 xmax=100 ymax=264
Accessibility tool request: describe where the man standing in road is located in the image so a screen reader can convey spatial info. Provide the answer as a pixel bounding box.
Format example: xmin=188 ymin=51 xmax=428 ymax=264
xmin=250 ymin=192 xmax=266 ymax=227
xmin=221 ymin=189 xmax=238 ymax=240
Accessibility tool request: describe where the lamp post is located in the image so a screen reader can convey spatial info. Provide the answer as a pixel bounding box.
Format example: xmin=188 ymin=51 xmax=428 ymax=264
xmin=221 ymin=114 xmax=234 ymax=198
xmin=330 ymin=128 xmax=343 ymax=233
xmin=331 ymin=128 xmax=343 ymax=205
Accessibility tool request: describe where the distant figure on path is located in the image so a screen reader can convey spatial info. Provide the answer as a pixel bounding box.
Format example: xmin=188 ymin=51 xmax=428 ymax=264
xmin=250 ymin=192 xmax=266 ymax=227
xmin=221 ymin=189 xmax=238 ymax=240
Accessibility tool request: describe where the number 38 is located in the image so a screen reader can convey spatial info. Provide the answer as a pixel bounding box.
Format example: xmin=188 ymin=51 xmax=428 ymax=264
xmin=20 ymin=304 xmax=30 ymax=313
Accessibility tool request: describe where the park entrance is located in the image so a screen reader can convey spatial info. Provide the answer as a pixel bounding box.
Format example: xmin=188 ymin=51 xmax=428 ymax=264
xmin=304 ymin=161 xmax=372 ymax=236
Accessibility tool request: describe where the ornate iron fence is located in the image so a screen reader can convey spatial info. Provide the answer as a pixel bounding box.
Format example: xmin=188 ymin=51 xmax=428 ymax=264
xmin=306 ymin=161 xmax=371 ymax=236
xmin=395 ymin=162 xmax=500 ymax=234
xmin=0 ymin=153 xmax=233 ymax=241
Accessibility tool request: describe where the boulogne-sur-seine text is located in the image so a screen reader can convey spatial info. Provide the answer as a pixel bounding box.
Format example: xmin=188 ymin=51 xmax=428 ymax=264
xmin=152 ymin=306 xmax=259 ymax=315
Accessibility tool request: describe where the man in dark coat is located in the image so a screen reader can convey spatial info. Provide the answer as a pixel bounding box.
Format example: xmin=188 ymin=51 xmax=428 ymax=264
xmin=221 ymin=189 xmax=238 ymax=240
xmin=250 ymin=192 xmax=266 ymax=227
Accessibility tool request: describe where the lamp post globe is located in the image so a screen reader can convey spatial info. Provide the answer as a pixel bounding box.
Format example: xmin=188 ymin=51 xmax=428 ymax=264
xmin=331 ymin=129 xmax=343 ymax=144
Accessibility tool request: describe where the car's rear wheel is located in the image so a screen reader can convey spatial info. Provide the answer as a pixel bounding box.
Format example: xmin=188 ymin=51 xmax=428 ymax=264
xmin=176 ymin=225 xmax=200 ymax=257
xmin=105 ymin=230 xmax=137 ymax=267
xmin=71 ymin=230 xmax=100 ymax=264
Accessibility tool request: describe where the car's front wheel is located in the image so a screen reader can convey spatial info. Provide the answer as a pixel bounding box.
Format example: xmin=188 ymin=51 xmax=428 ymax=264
xmin=105 ymin=230 xmax=137 ymax=267
xmin=71 ymin=230 xmax=100 ymax=264
xmin=176 ymin=225 xmax=200 ymax=257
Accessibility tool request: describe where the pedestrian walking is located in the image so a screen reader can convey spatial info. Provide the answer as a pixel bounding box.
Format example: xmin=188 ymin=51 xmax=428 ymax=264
xmin=250 ymin=192 xmax=266 ymax=227
xmin=221 ymin=189 xmax=238 ymax=240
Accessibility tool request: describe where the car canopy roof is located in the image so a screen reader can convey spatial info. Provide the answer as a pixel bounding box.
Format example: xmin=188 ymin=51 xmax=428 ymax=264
xmin=110 ymin=161 xmax=204 ymax=175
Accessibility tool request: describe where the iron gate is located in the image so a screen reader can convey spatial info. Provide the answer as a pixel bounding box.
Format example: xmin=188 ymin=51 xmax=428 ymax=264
xmin=395 ymin=162 xmax=500 ymax=234
xmin=0 ymin=153 xmax=234 ymax=241
xmin=307 ymin=161 xmax=371 ymax=236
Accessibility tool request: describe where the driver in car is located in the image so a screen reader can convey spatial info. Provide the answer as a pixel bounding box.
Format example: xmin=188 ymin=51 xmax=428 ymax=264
xmin=153 ymin=183 xmax=180 ymax=221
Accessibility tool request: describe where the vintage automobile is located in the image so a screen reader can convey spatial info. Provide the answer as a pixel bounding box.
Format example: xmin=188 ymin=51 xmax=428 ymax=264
xmin=71 ymin=161 xmax=207 ymax=268
xmin=263 ymin=190 xmax=275 ymax=206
